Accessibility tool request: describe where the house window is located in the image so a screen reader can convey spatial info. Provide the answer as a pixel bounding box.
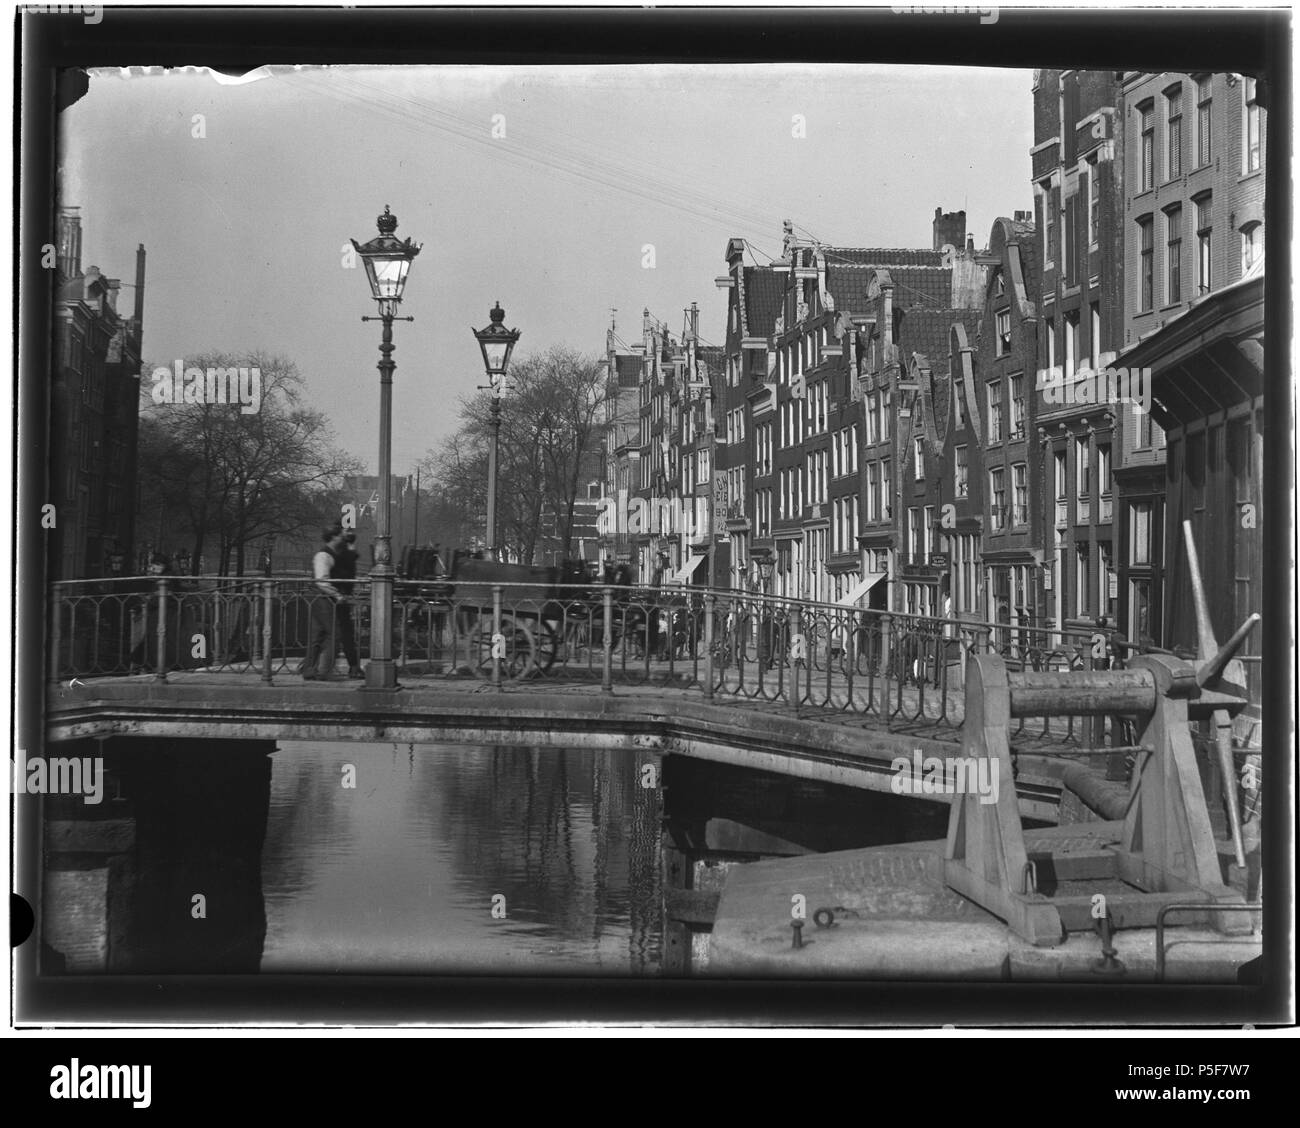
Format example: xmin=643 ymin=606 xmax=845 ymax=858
xmin=1075 ymin=434 xmax=1090 ymax=498
xmin=1064 ymin=312 xmax=1079 ymax=379
xmin=1012 ymin=463 xmax=1028 ymax=526
xmin=987 ymin=380 xmax=1002 ymax=443
xmin=1010 ymin=373 xmax=1025 ymax=438
xmin=1087 ymin=155 xmax=1100 ymax=246
xmin=1137 ymin=407 xmax=1165 ymax=451
xmin=1090 ymin=303 xmax=1102 ymax=365
xmin=989 ymin=467 xmax=1006 ymax=532
xmin=913 ymin=436 xmax=924 ymax=481
xmin=1243 ymin=76 xmax=1261 ymax=173
xmin=1195 ymin=193 xmax=1212 ymax=294
xmin=1045 ymin=316 xmax=1056 ymax=373
xmin=1196 ymin=74 xmax=1213 ymax=166
xmin=1165 ymin=84 xmax=1182 ymax=179
xmin=955 ymin=445 xmax=968 ymax=497
xmin=1076 ymin=544 xmax=1090 ymax=617
xmin=1165 ymin=205 xmax=1182 ymax=305
xmin=954 ymin=379 xmax=965 ymax=427
xmin=1130 ymin=500 xmax=1152 ymax=564
xmin=1240 ymin=222 xmax=1262 ymax=274
xmin=1054 ymin=449 xmax=1067 ymax=499
xmin=923 ymin=505 xmax=935 ymax=557
xmin=1138 ymin=216 xmax=1154 ymax=311
xmin=1038 ymin=179 xmax=1055 ymax=265
xmin=865 ymin=392 xmax=878 ymax=444
xmin=995 ymin=308 xmax=1011 ymax=356
xmin=880 ymin=459 xmax=891 ymax=520
xmin=908 ymin=507 xmax=921 ymax=559
xmin=1098 ymin=444 xmax=1112 ymax=496
xmin=866 ymin=461 xmax=880 ymax=521
xmin=1139 ymin=100 xmax=1155 ymax=190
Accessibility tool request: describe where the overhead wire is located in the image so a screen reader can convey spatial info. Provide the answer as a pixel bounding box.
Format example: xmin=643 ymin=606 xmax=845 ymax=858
xmin=292 ymin=70 xmax=783 ymax=245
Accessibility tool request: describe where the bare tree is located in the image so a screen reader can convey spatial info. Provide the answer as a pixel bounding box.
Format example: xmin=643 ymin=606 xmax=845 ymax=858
xmin=136 ymin=352 xmax=362 ymax=574
xmin=421 ymin=345 xmax=608 ymax=563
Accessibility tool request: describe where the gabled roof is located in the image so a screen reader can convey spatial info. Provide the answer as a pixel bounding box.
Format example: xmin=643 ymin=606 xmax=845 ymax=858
xmin=899 ymin=308 xmax=982 ymax=376
xmin=613 ymin=354 xmax=642 ymax=387
xmin=743 ymin=266 xmax=785 ymax=337
xmin=878 ymin=265 xmax=955 ymax=312
xmin=821 ymin=247 xmax=945 ymax=268
xmin=697 ymin=345 xmax=725 ymax=375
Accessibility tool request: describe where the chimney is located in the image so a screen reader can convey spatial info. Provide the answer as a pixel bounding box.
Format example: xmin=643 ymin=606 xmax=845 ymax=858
xmin=56 ymin=207 xmax=82 ymax=278
xmin=932 ymin=207 xmax=967 ymax=253
xmin=133 ymin=243 xmax=146 ymax=336
xmin=688 ymin=300 xmax=699 ymax=342
xmin=966 ymin=234 xmax=975 ymax=254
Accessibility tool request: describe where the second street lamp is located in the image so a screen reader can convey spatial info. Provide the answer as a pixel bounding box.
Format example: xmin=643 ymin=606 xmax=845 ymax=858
xmin=473 ymin=302 xmax=520 ymax=561
xmin=353 ymin=204 xmax=421 ymax=691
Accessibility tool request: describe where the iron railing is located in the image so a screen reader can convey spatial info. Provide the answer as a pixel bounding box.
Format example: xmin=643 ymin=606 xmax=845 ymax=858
xmin=50 ymin=576 xmax=1134 ymax=743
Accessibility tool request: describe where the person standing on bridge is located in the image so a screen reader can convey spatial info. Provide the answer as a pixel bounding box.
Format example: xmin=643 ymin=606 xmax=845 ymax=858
xmin=303 ymin=526 xmax=352 ymax=680
xmin=331 ymin=531 xmax=364 ymax=678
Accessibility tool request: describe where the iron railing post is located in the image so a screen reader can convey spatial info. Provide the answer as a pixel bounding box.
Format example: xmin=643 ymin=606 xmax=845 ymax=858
xmin=50 ymin=582 xmax=63 ymax=683
xmin=154 ymin=578 xmax=169 ymax=682
xmin=703 ymin=590 xmax=715 ymax=701
xmin=790 ymin=604 xmax=803 ymax=715
xmin=262 ymin=580 xmax=275 ymax=684
xmin=492 ymin=584 xmax=503 ymax=690
xmin=601 ymin=585 xmax=614 ymax=693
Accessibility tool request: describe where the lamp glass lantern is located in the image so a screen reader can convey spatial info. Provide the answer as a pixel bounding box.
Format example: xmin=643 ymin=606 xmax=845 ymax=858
xmin=474 ymin=302 xmax=521 ymax=383
xmin=351 ymin=205 xmax=421 ymax=310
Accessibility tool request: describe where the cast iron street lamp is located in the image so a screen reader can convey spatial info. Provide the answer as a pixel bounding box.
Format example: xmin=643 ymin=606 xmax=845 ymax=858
xmin=756 ymin=555 xmax=775 ymax=594
xmin=473 ymin=302 xmax=520 ymax=560
xmin=353 ymin=205 xmax=421 ymax=690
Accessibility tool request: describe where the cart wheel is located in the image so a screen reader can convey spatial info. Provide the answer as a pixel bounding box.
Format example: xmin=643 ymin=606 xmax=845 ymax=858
xmin=537 ymin=620 xmax=561 ymax=674
xmin=472 ymin=614 xmax=537 ymax=681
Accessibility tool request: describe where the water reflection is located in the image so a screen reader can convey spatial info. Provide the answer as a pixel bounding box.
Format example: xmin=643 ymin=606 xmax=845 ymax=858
xmin=39 ymin=738 xmax=947 ymax=978
xmin=259 ymin=742 xmax=662 ymax=974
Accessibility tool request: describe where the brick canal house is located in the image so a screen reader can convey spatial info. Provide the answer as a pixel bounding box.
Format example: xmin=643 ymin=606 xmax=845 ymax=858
xmin=51 ymin=207 xmax=146 ymax=580
xmin=716 ymin=238 xmax=784 ymax=592
xmin=969 ymin=215 xmax=1042 ymax=637
xmin=598 ymin=307 xmax=726 ymax=585
xmin=1113 ymin=71 xmax=1266 ymax=678
xmin=598 ymin=322 xmax=645 ymax=568
xmin=1031 ymin=69 xmax=1126 ymax=638
xmin=856 ymin=212 xmax=986 ymax=617
xmin=1114 ymin=70 xmax=1266 ymax=706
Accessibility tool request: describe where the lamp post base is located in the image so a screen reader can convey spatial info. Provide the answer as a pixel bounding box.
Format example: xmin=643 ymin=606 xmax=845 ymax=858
xmin=363 ymin=659 xmax=400 ymax=692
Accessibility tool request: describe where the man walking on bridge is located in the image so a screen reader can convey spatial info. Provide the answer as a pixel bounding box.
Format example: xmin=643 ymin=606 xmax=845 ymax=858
xmin=303 ymin=526 xmax=360 ymax=680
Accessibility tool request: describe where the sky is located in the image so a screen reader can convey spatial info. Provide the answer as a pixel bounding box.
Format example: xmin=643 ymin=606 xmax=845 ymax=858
xmin=61 ymin=63 xmax=1033 ymax=476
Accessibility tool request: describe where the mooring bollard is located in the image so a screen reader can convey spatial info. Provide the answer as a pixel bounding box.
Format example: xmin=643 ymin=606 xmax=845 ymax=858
xmin=791 ymin=919 xmax=804 ymax=950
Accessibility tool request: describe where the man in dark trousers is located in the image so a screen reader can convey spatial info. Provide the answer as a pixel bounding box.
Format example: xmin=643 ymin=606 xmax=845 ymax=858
xmin=303 ymin=526 xmax=352 ymax=680
xmin=333 ymin=531 xmax=363 ymax=677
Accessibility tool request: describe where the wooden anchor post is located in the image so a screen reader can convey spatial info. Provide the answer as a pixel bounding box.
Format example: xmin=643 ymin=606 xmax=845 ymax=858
xmin=946 ymin=647 xmax=1252 ymax=946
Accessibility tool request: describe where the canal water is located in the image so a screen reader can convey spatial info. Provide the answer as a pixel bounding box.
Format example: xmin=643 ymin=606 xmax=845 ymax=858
xmin=39 ymin=738 xmax=950 ymax=977
xmin=260 ymin=742 xmax=663 ymax=974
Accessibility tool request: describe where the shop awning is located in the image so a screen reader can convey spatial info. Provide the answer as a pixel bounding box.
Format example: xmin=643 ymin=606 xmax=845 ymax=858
xmin=836 ymin=571 xmax=887 ymax=606
xmin=672 ymin=551 xmax=707 ymax=584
